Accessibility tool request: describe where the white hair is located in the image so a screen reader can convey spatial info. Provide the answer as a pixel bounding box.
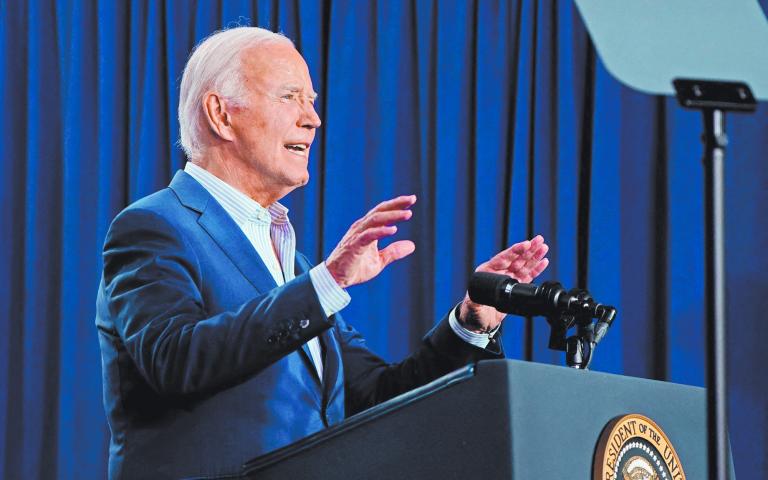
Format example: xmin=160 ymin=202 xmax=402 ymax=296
xmin=178 ymin=26 xmax=293 ymax=160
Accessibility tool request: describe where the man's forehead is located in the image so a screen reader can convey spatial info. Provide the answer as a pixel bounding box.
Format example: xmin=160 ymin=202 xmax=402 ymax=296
xmin=240 ymin=43 xmax=313 ymax=88
xmin=242 ymin=43 xmax=305 ymax=72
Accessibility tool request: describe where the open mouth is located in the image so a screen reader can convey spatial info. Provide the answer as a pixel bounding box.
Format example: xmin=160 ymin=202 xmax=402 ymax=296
xmin=284 ymin=143 xmax=309 ymax=155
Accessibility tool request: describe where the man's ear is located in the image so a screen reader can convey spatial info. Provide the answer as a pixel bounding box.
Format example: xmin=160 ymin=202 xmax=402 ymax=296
xmin=203 ymin=92 xmax=236 ymax=142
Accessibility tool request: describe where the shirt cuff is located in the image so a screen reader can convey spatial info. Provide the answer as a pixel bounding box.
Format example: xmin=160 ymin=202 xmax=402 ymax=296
xmin=309 ymin=263 xmax=351 ymax=317
xmin=448 ymin=303 xmax=499 ymax=349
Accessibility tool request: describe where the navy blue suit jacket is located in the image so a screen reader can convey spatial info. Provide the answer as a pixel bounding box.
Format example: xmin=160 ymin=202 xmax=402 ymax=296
xmin=96 ymin=171 xmax=501 ymax=479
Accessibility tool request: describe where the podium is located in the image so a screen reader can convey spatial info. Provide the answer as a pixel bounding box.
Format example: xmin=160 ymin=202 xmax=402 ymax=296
xmin=236 ymin=360 xmax=734 ymax=479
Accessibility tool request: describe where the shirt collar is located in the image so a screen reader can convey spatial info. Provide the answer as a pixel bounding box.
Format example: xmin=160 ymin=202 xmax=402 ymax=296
xmin=183 ymin=162 xmax=290 ymax=226
xmin=267 ymin=202 xmax=290 ymax=225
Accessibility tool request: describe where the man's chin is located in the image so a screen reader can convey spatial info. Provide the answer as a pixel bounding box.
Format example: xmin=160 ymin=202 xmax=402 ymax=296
xmin=292 ymin=166 xmax=310 ymax=186
xmin=285 ymin=172 xmax=310 ymax=190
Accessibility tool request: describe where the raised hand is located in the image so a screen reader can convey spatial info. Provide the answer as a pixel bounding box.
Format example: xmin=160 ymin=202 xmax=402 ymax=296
xmin=458 ymin=235 xmax=550 ymax=333
xmin=325 ymin=195 xmax=417 ymax=288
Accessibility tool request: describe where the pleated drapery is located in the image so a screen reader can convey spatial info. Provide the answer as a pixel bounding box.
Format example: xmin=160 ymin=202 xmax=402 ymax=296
xmin=1 ymin=1 xmax=766 ymax=478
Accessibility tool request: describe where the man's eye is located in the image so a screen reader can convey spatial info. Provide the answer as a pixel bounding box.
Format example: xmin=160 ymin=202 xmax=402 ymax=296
xmin=281 ymin=93 xmax=296 ymax=101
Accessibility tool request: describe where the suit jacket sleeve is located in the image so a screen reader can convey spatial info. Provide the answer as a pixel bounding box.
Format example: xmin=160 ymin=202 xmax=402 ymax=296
xmin=336 ymin=308 xmax=504 ymax=416
xmin=100 ymin=207 xmax=333 ymax=397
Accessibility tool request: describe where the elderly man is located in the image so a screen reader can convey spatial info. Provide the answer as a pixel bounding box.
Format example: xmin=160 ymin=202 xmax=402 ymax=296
xmin=96 ymin=27 xmax=549 ymax=479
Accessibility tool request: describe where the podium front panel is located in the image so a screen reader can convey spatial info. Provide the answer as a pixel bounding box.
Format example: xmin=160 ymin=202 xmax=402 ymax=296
xmin=237 ymin=360 xmax=732 ymax=479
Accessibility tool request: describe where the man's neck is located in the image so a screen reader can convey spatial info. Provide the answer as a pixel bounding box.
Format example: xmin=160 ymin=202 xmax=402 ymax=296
xmin=191 ymin=153 xmax=281 ymax=207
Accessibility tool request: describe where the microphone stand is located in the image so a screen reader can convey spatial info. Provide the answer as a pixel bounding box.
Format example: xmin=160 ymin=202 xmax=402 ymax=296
xmin=542 ymin=284 xmax=616 ymax=369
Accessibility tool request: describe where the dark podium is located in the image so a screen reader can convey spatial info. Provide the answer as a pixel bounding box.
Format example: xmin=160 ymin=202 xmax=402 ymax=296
xmin=236 ymin=360 xmax=733 ymax=479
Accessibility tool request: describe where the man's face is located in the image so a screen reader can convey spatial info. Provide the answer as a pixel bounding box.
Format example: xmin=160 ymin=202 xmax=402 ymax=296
xmin=228 ymin=42 xmax=321 ymax=200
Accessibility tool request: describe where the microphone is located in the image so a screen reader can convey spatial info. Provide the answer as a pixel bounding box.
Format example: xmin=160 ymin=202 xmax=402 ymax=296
xmin=468 ymin=272 xmax=561 ymax=318
xmin=467 ymin=272 xmax=616 ymax=345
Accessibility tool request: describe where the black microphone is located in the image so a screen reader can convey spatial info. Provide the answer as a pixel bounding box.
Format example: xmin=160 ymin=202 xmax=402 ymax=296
xmin=467 ymin=272 xmax=616 ymax=344
xmin=468 ymin=272 xmax=564 ymax=317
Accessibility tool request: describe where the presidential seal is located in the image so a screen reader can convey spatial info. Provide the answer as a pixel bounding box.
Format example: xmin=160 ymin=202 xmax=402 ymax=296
xmin=593 ymin=414 xmax=686 ymax=480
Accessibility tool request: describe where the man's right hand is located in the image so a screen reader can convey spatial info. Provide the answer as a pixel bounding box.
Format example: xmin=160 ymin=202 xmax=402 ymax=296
xmin=325 ymin=195 xmax=417 ymax=289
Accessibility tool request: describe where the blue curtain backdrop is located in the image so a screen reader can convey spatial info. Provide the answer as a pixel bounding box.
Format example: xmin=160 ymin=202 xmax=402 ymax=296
xmin=1 ymin=0 xmax=767 ymax=478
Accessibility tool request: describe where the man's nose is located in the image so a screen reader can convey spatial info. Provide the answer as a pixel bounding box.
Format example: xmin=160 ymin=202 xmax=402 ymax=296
xmin=300 ymin=103 xmax=322 ymax=129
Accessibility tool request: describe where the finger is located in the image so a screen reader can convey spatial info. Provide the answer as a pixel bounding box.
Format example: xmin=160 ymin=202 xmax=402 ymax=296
xmin=487 ymin=253 xmax=522 ymax=271
xmin=509 ymin=240 xmax=530 ymax=255
xmin=531 ymin=258 xmax=549 ymax=277
xmin=515 ymin=258 xmax=548 ymax=279
xmin=379 ymin=240 xmax=416 ymax=266
xmin=485 ymin=241 xmax=527 ymax=268
xmin=520 ymin=238 xmax=546 ymax=260
xmin=357 ymin=225 xmax=398 ymax=245
xmin=532 ymin=243 xmax=549 ymax=261
xmin=481 ymin=236 xmax=546 ymax=270
xmin=510 ymin=257 xmax=527 ymax=272
xmin=520 ymin=244 xmax=548 ymax=271
xmin=516 ymin=249 xmax=547 ymax=275
xmin=486 ymin=255 xmax=514 ymax=270
xmin=368 ymin=195 xmax=417 ymax=214
xmin=486 ymin=245 xmax=535 ymax=271
xmin=474 ymin=259 xmax=499 ymax=274
xmin=361 ymin=209 xmax=412 ymax=229
xmin=514 ymin=235 xmax=544 ymax=257
xmin=499 ymin=236 xmax=539 ymax=259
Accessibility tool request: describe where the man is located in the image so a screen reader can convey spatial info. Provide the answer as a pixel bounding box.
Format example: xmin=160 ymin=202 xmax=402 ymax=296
xmin=96 ymin=27 xmax=549 ymax=479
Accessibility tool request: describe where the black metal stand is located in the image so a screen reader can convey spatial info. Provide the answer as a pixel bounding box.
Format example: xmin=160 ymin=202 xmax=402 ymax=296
xmin=703 ymin=108 xmax=729 ymax=480
xmin=673 ymin=79 xmax=757 ymax=480
xmin=542 ymin=285 xmax=616 ymax=370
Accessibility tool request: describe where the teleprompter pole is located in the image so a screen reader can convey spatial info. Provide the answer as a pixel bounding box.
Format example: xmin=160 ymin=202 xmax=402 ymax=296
xmin=674 ymin=79 xmax=756 ymax=480
xmin=702 ymin=108 xmax=728 ymax=480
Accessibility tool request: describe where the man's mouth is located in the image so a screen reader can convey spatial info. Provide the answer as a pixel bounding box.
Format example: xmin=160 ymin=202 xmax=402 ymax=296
xmin=284 ymin=143 xmax=309 ymax=156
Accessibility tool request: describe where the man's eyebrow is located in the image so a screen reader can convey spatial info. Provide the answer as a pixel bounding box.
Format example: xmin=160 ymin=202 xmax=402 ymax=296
xmin=282 ymin=85 xmax=319 ymax=99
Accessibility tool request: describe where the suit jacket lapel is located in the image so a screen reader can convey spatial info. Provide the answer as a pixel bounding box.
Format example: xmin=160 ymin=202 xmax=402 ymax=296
xmin=170 ymin=170 xmax=323 ymax=382
xmin=170 ymin=170 xmax=278 ymax=294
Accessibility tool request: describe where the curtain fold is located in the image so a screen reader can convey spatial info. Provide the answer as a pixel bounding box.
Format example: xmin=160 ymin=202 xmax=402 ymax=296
xmin=1 ymin=1 xmax=766 ymax=478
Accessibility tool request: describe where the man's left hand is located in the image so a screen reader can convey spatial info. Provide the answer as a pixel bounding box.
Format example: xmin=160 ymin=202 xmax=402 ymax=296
xmin=458 ymin=235 xmax=549 ymax=334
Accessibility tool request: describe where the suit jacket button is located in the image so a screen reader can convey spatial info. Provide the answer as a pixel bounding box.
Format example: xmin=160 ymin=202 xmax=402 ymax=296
xmin=299 ymin=319 xmax=310 ymax=329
